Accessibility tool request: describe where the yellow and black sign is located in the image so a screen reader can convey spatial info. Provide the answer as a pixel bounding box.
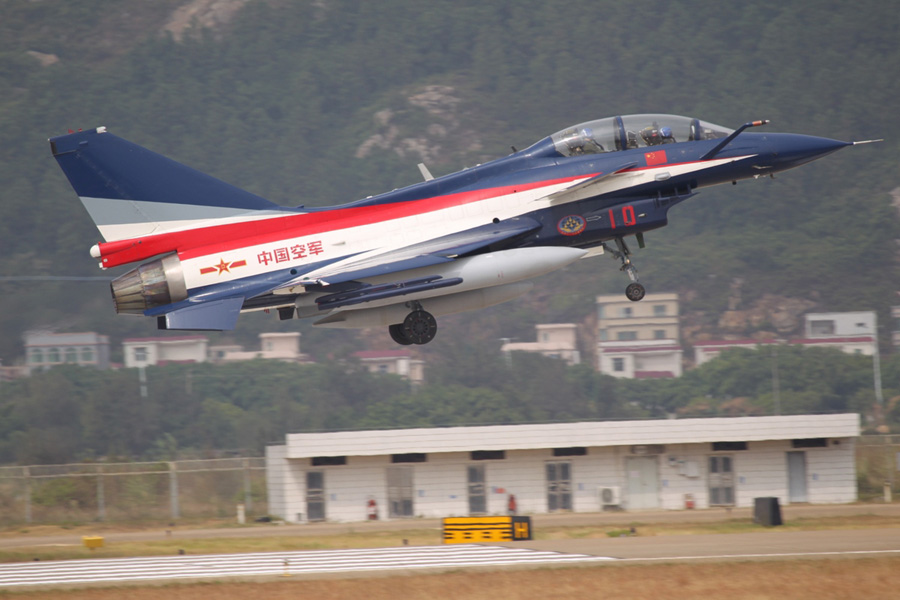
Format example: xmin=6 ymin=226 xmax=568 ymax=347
xmin=442 ymin=516 xmax=532 ymax=544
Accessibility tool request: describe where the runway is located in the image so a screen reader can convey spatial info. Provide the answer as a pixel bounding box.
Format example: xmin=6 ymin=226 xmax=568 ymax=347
xmin=0 ymin=544 xmax=614 ymax=588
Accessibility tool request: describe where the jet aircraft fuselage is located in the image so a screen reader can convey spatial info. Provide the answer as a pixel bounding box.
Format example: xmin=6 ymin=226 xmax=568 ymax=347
xmin=50 ymin=114 xmax=863 ymax=344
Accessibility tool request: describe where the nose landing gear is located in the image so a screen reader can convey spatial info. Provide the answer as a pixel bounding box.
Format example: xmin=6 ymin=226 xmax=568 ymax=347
xmin=388 ymin=301 xmax=438 ymax=345
xmin=603 ymin=237 xmax=645 ymax=302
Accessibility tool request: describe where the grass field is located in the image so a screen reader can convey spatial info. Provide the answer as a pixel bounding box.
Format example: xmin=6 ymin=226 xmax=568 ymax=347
xmin=7 ymin=557 xmax=900 ymax=600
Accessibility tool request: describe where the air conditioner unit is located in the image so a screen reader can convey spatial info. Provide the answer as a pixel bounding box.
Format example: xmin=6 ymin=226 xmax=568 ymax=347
xmin=599 ymin=486 xmax=621 ymax=508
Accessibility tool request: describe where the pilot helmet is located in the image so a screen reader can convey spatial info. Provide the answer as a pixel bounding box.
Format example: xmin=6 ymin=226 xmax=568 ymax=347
xmin=660 ymin=126 xmax=672 ymax=138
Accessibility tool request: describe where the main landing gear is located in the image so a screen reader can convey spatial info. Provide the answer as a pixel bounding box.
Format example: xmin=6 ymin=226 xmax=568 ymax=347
xmin=603 ymin=237 xmax=645 ymax=302
xmin=389 ymin=301 xmax=438 ymax=345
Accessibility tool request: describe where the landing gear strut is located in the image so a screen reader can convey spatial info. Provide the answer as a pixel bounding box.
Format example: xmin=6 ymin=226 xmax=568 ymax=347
xmin=603 ymin=237 xmax=645 ymax=302
xmin=388 ymin=302 xmax=438 ymax=345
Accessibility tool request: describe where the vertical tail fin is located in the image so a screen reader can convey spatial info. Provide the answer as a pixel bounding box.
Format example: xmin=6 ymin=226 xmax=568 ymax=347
xmin=50 ymin=127 xmax=288 ymax=242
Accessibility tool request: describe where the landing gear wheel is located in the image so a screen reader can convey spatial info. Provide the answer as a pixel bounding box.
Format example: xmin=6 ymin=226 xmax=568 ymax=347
xmin=389 ymin=323 xmax=413 ymax=345
xmin=402 ymin=310 xmax=437 ymax=345
xmin=625 ymin=282 xmax=645 ymax=302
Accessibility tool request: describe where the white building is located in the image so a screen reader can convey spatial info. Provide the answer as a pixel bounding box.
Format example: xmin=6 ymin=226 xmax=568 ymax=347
xmin=353 ymin=350 xmax=425 ymax=384
xmin=266 ymin=414 xmax=859 ymax=523
xmin=25 ymin=331 xmax=110 ymax=374
xmin=599 ymin=339 xmax=683 ymax=378
xmin=122 ymin=336 xmax=208 ymax=368
xmin=597 ymin=292 xmax=680 ymax=342
xmin=500 ymin=324 xmax=581 ymax=366
xmin=805 ymin=311 xmax=875 ymax=338
xmin=212 ymin=332 xmax=308 ymax=364
xmin=597 ymin=293 xmax=682 ymax=378
xmin=799 ymin=311 xmax=877 ymax=356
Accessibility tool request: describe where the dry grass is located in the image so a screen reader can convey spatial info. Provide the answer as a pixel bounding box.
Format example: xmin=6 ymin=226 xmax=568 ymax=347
xmin=539 ymin=513 xmax=900 ymax=539
xmin=3 ymin=514 xmax=899 ymax=563
xmin=7 ymin=558 xmax=900 ymax=600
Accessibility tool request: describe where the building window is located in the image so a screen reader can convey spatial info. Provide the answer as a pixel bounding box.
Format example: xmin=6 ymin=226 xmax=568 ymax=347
xmin=599 ymin=329 xmax=608 ymax=341
xmin=65 ymin=347 xmax=79 ymax=363
xmin=654 ymin=329 xmax=666 ymax=339
xmin=311 ymin=456 xmax=347 ymax=466
xmin=391 ymin=453 xmax=427 ymax=463
xmin=471 ymin=450 xmax=505 ymax=460
xmin=378 ymin=364 xmax=389 ymax=373
xmin=791 ymin=438 xmax=828 ymax=448
xmin=553 ymin=447 xmax=587 ymax=457
xmin=47 ymin=348 xmax=61 ymax=363
xmin=612 ymin=357 xmax=625 ymax=372
xmin=29 ymin=348 xmax=44 ymax=364
xmin=712 ymin=441 xmax=748 ymax=451
xmin=597 ymin=306 xmax=604 ymax=319
xmin=617 ymin=331 xmax=637 ymax=341
xmin=809 ymin=320 xmax=835 ymax=335
xmin=81 ymin=347 xmax=94 ymax=362
xmin=134 ymin=347 xmax=148 ymax=363
xmin=653 ymin=305 xmax=666 ymax=316
xmin=620 ymin=307 xmax=633 ymax=318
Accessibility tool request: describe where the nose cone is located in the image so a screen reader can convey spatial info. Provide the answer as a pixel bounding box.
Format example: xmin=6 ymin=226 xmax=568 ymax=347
xmin=767 ymin=133 xmax=851 ymax=171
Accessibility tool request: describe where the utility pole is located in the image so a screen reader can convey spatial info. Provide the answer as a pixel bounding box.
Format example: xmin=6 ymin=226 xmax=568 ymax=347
xmin=873 ymin=313 xmax=884 ymax=408
xmin=771 ymin=345 xmax=781 ymax=415
xmin=499 ymin=338 xmax=516 ymax=367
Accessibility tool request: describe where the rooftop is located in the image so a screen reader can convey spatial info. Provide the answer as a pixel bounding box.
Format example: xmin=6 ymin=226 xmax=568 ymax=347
xmin=282 ymin=413 xmax=859 ymax=458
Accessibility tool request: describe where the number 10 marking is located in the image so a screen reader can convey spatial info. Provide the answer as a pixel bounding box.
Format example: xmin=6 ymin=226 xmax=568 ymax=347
xmin=609 ymin=205 xmax=636 ymax=229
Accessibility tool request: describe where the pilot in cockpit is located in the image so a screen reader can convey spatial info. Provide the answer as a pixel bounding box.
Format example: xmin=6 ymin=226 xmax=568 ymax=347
xmin=564 ymin=127 xmax=604 ymax=155
xmin=640 ymin=122 xmax=678 ymax=146
xmin=640 ymin=122 xmax=664 ymax=146
xmin=659 ymin=126 xmax=676 ymax=143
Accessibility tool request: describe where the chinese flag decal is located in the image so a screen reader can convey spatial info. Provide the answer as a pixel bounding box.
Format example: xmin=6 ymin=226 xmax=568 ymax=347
xmin=644 ymin=150 xmax=668 ymax=166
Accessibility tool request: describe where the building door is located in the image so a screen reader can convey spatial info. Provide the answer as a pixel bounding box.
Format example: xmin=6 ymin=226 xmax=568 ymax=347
xmin=626 ymin=456 xmax=660 ymax=509
xmin=708 ymin=455 xmax=735 ymax=506
xmin=306 ymin=471 xmax=326 ymax=522
xmin=546 ymin=461 xmax=572 ymax=511
xmin=387 ymin=466 xmax=414 ymax=518
xmin=787 ymin=451 xmax=808 ymax=503
xmin=467 ymin=465 xmax=486 ymax=515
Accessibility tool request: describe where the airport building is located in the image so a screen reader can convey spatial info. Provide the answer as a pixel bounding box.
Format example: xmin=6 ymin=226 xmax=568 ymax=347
xmin=266 ymin=413 xmax=859 ymax=523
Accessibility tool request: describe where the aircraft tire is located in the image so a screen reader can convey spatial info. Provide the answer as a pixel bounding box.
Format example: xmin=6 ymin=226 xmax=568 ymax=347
xmin=389 ymin=323 xmax=413 ymax=345
xmin=403 ymin=310 xmax=437 ymax=345
xmin=625 ymin=282 xmax=646 ymax=302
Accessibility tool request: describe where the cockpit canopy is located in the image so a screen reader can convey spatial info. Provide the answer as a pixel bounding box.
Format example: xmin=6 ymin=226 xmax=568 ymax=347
xmin=550 ymin=114 xmax=732 ymax=157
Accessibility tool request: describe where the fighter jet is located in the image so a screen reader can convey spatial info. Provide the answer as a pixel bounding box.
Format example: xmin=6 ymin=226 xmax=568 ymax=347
xmin=50 ymin=114 xmax=874 ymax=344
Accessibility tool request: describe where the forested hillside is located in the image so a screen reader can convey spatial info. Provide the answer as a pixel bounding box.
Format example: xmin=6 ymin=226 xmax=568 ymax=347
xmin=2 ymin=345 xmax=897 ymax=464
xmin=0 ymin=0 xmax=898 ymax=462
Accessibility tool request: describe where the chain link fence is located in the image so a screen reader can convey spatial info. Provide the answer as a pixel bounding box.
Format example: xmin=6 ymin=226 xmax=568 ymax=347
xmin=0 ymin=458 xmax=267 ymax=526
xmin=857 ymin=435 xmax=900 ymax=500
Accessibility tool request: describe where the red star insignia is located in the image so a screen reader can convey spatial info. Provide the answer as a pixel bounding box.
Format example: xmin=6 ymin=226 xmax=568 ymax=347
xmin=215 ymin=259 xmax=231 ymax=274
